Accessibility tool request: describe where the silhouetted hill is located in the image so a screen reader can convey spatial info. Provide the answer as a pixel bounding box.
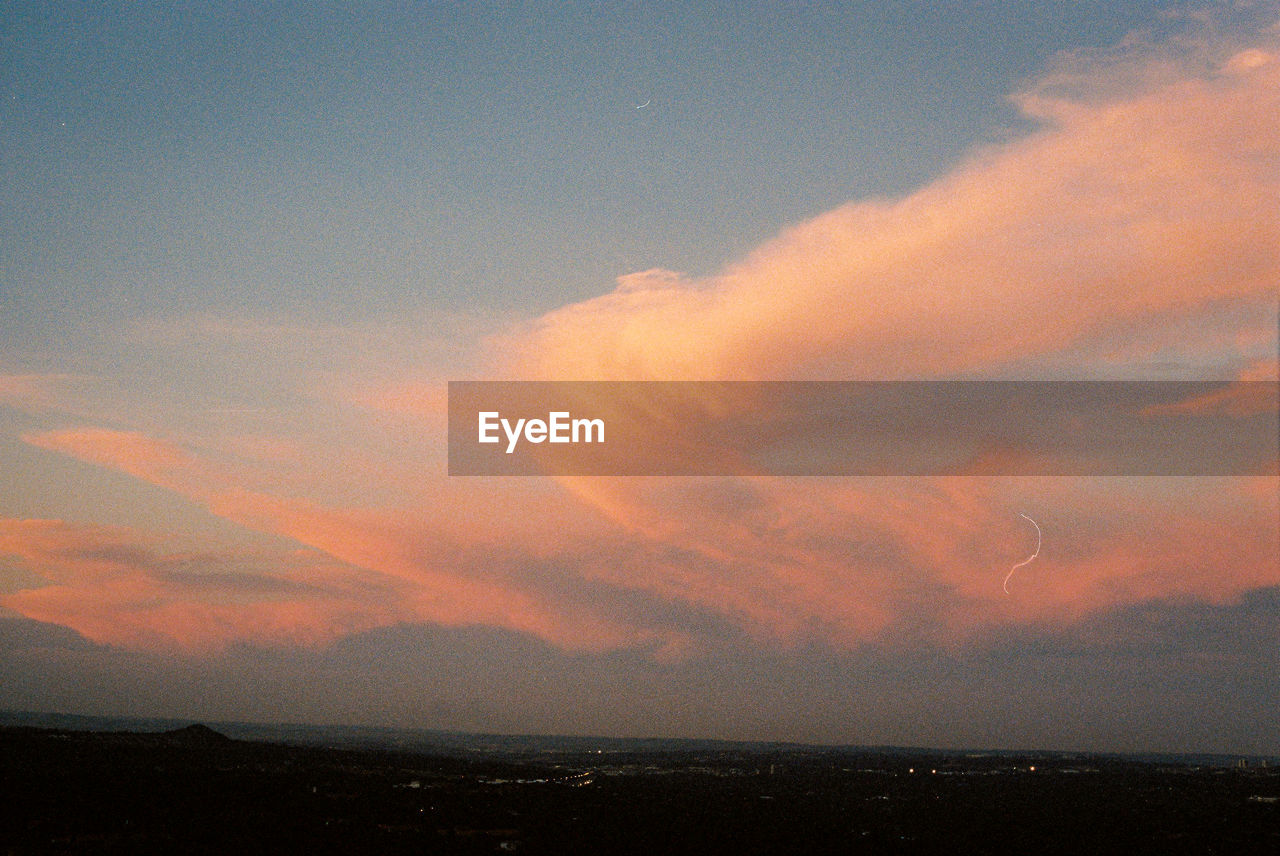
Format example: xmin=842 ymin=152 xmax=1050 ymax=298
xmin=162 ymin=723 xmax=232 ymax=746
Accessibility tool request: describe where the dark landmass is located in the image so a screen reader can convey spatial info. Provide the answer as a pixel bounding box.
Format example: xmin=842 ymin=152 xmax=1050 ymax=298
xmin=0 ymin=716 xmax=1277 ymax=855
xmin=4 ymin=709 xmax=1276 ymax=768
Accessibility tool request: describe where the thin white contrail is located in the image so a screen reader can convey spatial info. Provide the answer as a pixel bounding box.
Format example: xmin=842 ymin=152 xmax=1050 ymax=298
xmin=1003 ymin=513 xmax=1041 ymax=595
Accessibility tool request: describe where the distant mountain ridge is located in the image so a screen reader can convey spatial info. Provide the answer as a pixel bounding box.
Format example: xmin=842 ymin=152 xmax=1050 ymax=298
xmin=0 ymin=716 xmax=234 ymax=749
xmin=163 ymin=723 xmax=232 ymax=746
xmin=0 ymin=708 xmax=1274 ymax=767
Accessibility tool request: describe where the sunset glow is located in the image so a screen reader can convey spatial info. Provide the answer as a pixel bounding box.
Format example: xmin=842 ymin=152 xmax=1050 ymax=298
xmin=1 ymin=1 xmax=1276 ymax=753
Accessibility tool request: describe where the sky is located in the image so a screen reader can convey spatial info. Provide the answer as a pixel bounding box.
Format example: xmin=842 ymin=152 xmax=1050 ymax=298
xmin=1 ymin=1 xmax=1277 ymax=754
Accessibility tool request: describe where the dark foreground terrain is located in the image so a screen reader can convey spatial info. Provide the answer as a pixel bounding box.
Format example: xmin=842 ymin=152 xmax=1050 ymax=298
xmin=1 ymin=724 xmax=1277 ymax=855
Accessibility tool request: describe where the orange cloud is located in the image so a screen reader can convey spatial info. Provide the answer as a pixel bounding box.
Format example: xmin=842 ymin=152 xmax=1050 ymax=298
xmin=1140 ymin=369 xmax=1279 ymax=420
xmin=17 ymin=428 xmax=681 ymax=653
xmin=497 ymin=42 xmax=1278 ymax=382
xmin=0 ymin=518 xmax=400 ymax=651
xmin=25 ymin=429 xmax=193 ymax=486
xmin=553 ymin=474 xmax=1278 ymax=650
xmin=12 ymin=426 xmax=1277 ymax=657
xmin=453 ymin=25 xmax=1280 ymax=652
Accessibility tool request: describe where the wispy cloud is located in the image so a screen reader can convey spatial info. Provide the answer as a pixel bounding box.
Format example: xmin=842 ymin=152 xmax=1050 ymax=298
xmin=0 ymin=518 xmax=402 ymax=651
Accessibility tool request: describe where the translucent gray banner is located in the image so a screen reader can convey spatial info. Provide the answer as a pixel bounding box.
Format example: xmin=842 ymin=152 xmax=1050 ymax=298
xmin=448 ymin=381 xmax=1280 ymax=476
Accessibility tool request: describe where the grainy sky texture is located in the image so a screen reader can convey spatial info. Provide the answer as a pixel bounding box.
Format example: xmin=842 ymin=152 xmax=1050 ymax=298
xmin=1 ymin=1 xmax=1277 ymax=753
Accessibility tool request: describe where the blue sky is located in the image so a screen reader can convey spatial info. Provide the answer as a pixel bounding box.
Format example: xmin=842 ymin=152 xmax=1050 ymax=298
xmin=3 ymin=0 xmax=1175 ymax=331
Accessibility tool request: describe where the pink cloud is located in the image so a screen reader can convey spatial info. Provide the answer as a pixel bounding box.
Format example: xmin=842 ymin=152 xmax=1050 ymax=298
xmin=444 ymin=26 xmax=1280 ymax=652
xmin=0 ymin=518 xmax=400 ymax=651
xmin=24 ymin=429 xmax=193 ymax=487
xmin=496 ymin=42 xmax=1277 ymax=382
xmin=553 ymin=474 xmax=1278 ymax=650
xmin=1141 ymin=380 xmax=1278 ymax=421
xmin=12 ymin=426 xmax=1277 ymax=657
xmin=16 ymin=428 xmax=678 ymax=653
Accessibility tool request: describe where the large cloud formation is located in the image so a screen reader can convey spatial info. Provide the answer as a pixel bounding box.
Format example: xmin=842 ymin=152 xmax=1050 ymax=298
xmin=474 ymin=25 xmax=1279 ymax=649
xmin=1 ymin=20 xmax=1277 ymax=664
xmin=498 ymin=33 xmax=1278 ymax=382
